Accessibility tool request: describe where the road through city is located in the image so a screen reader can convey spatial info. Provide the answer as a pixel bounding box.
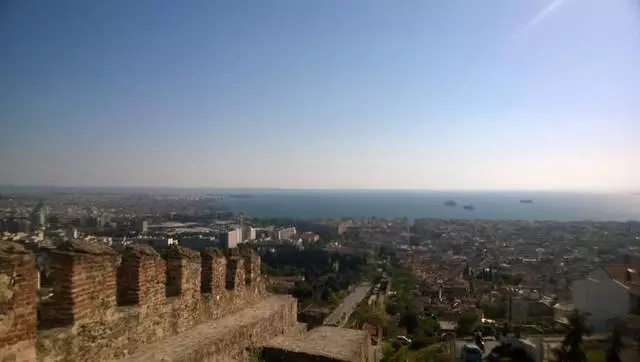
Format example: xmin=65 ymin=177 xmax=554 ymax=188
xmin=323 ymin=282 xmax=372 ymax=327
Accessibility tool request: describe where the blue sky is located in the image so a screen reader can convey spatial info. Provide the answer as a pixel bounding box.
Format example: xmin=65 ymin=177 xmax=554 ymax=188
xmin=1 ymin=0 xmax=638 ymax=190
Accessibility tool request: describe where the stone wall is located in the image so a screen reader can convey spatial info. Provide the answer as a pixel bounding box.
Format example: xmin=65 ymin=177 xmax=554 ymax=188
xmin=41 ymin=241 xmax=119 ymax=328
xmin=121 ymin=295 xmax=300 ymax=362
xmin=0 ymin=240 xmax=270 ymax=362
xmin=201 ymin=248 xmax=226 ymax=294
xmin=261 ymin=326 xmax=373 ymax=362
xmin=0 ymin=242 xmax=38 ymax=362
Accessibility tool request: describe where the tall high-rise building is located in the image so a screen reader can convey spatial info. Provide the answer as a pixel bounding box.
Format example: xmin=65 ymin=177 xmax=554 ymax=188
xmin=220 ymin=228 xmax=242 ymax=249
xmin=66 ymin=228 xmax=78 ymax=240
xmin=30 ymin=202 xmax=47 ymax=231
xmin=243 ymin=226 xmax=256 ymax=241
xmin=136 ymin=220 xmax=148 ymax=233
xmin=97 ymin=214 xmax=112 ymax=229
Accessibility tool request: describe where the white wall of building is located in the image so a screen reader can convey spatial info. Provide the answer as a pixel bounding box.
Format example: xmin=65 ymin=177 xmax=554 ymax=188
xmin=274 ymin=227 xmax=297 ymax=241
xmin=244 ymin=226 xmax=256 ymax=241
xmin=572 ymin=268 xmax=630 ymax=331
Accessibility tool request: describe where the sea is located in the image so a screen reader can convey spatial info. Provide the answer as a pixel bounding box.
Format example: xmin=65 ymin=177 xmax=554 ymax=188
xmin=215 ymin=190 xmax=640 ymax=222
xmin=2 ymin=187 xmax=639 ymax=222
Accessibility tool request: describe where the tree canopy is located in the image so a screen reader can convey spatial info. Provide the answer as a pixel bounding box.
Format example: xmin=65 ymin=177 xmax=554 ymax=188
xmin=553 ymin=311 xmax=591 ymax=362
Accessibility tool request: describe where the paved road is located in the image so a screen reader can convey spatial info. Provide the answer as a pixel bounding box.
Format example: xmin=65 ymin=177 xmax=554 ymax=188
xmin=324 ymin=282 xmax=372 ymax=327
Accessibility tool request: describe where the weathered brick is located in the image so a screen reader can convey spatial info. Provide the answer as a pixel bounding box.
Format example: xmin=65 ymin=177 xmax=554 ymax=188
xmin=39 ymin=240 xmax=119 ymax=327
xmin=0 ymin=242 xmax=37 ymax=361
xmin=201 ymin=248 xmax=226 ymax=294
xmin=118 ymin=244 xmax=166 ymax=308
xmin=163 ymin=245 xmax=201 ymax=299
xmin=225 ymin=256 xmax=245 ymax=291
xmin=241 ymin=248 xmax=262 ymax=286
xmin=0 ymin=242 xmax=293 ymax=362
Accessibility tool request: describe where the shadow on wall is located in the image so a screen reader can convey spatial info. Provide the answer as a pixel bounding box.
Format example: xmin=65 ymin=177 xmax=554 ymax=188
xmin=0 ymin=240 xmax=266 ymax=361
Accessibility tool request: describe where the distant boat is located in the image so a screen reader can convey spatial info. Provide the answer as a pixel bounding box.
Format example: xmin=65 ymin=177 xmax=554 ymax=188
xmin=444 ymin=200 xmax=457 ymax=207
xmin=520 ymin=199 xmax=533 ymax=204
xmin=463 ymin=204 xmax=475 ymax=211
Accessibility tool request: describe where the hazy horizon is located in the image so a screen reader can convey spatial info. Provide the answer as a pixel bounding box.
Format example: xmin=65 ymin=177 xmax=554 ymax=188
xmin=1 ymin=1 xmax=638 ymax=190
xmin=0 ymin=184 xmax=637 ymax=194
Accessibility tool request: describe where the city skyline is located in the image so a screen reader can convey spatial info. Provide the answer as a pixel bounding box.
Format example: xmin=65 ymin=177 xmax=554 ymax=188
xmin=1 ymin=0 xmax=638 ymax=191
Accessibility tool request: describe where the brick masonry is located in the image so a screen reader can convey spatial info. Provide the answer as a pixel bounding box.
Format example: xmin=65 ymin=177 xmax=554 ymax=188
xmin=40 ymin=241 xmax=120 ymax=328
xmin=120 ymin=295 xmax=299 ymax=362
xmin=226 ymin=256 xmax=246 ymax=292
xmin=1 ymin=240 xmax=366 ymax=362
xmin=241 ymin=248 xmax=262 ymax=286
xmin=261 ymin=326 xmax=374 ymax=362
xmin=0 ymin=240 xmax=289 ymax=362
xmin=117 ymin=244 xmax=166 ymax=308
xmin=0 ymin=242 xmax=38 ymax=362
xmin=201 ymin=248 xmax=226 ymax=294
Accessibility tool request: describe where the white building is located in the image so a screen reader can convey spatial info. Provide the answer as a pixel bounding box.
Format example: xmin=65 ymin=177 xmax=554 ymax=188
xmin=243 ymin=226 xmax=256 ymax=241
xmin=572 ymin=264 xmax=640 ymax=331
xmin=274 ymin=227 xmax=296 ymax=241
xmin=221 ymin=228 xmax=242 ymax=248
xmin=66 ymin=227 xmax=78 ymax=240
xmin=136 ymin=220 xmax=148 ymax=233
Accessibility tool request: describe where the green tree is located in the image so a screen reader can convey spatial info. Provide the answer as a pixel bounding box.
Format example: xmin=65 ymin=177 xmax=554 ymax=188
xmin=553 ymin=311 xmax=590 ymax=362
xmin=353 ymin=304 xmax=389 ymax=328
xmin=606 ymin=321 xmax=624 ymax=362
xmin=386 ymin=301 xmax=403 ymax=316
xmin=456 ymin=311 xmax=480 ymax=336
xmin=482 ymin=301 xmax=507 ymax=320
xmin=500 ymin=322 xmax=511 ymax=338
xmin=381 ymin=345 xmax=408 ymax=362
xmin=399 ymin=310 xmax=420 ymax=335
xmin=416 ymin=315 xmax=439 ymax=337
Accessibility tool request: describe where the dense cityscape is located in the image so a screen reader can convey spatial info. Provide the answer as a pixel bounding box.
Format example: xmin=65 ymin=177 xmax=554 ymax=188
xmin=2 ymin=189 xmax=640 ymax=361
xmin=2 ymin=0 xmax=638 ymax=360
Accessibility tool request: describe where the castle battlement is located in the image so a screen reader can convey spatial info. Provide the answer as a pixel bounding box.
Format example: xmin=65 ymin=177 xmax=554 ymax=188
xmin=0 ymin=240 xmax=279 ymax=361
xmin=1 ymin=240 xmax=372 ymax=362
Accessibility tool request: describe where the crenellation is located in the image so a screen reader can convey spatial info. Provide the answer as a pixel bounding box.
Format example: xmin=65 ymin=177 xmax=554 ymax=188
xmin=0 ymin=241 xmax=38 ymax=362
xmin=225 ymin=255 xmax=246 ymax=292
xmin=241 ymin=248 xmax=262 ymax=286
xmin=201 ymin=247 xmax=226 ymax=294
xmin=162 ymin=245 xmax=201 ymax=299
xmin=40 ymin=241 xmax=119 ymax=328
xmin=117 ymin=244 xmax=166 ymax=308
xmin=0 ymin=239 xmax=310 ymax=361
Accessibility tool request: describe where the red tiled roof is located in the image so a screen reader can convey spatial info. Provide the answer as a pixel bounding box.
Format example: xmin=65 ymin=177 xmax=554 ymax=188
xmin=603 ymin=264 xmax=640 ymax=296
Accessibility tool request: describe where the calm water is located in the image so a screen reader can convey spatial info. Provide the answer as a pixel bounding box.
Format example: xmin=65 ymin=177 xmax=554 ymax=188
xmin=217 ymin=191 xmax=640 ymax=221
